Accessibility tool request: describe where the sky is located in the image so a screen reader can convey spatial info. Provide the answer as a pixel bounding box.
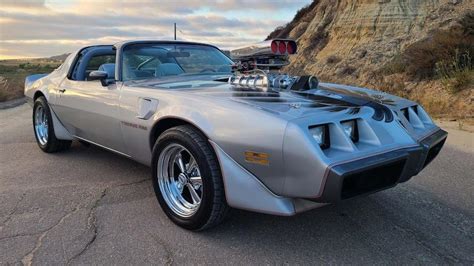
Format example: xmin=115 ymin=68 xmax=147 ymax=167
xmin=0 ymin=0 xmax=311 ymax=59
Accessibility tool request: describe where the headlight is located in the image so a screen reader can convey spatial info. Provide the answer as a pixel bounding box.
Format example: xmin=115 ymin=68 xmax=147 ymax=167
xmin=341 ymin=119 xmax=358 ymax=142
xmin=309 ymin=124 xmax=330 ymax=149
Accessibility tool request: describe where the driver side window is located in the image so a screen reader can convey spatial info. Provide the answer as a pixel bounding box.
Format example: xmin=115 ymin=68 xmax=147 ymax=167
xmin=69 ymin=47 xmax=116 ymax=81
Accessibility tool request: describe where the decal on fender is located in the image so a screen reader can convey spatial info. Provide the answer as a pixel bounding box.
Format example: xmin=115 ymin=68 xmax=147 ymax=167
xmin=121 ymin=121 xmax=147 ymax=130
xmin=245 ymin=151 xmax=269 ymax=166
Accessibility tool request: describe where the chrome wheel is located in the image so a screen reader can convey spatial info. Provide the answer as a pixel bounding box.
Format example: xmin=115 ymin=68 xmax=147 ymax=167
xmin=157 ymin=143 xmax=203 ymax=217
xmin=34 ymin=105 xmax=48 ymax=145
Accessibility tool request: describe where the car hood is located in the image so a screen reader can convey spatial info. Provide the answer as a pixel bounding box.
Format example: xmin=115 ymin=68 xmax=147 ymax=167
xmin=128 ymin=77 xmax=414 ymax=121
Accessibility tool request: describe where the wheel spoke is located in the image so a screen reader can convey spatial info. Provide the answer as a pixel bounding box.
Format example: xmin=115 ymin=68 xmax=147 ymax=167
xmin=176 ymin=153 xmax=186 ymax=173
xmin=186 ymin=183 xmax=201 ymax=204
xmin=189 ymin=176 xmax=202 ymax=188
xmin=34 ymin=105 xmax=48 ymax=145
xmin=186 ymin=157 xmax=197 ymax=174
xmin=157 ymin=143 xmax=203 ymax=218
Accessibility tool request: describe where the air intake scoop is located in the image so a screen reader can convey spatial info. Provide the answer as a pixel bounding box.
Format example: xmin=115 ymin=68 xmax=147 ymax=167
xmin=230 ymin=39 xmax=297 ymax=71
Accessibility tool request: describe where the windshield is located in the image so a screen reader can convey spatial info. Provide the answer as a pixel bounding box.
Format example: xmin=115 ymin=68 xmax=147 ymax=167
xmin=122 ymin=43 xmax=233 ymax=81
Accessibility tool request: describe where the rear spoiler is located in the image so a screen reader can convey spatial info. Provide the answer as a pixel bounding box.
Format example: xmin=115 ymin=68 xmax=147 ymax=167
xmin=25 ymin=74 xmax=48 ymax=88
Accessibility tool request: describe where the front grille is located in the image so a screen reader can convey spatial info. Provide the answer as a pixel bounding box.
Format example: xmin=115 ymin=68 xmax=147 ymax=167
xmin=341 ymin=159 xmax=406 ymax=199
xmin=423 ymin=138 xmax=446 ymax=168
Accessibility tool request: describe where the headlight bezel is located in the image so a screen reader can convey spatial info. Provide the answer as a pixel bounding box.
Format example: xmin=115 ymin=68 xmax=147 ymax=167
xmin=340 ymin=119 xmax=359 ymax=143
xmin=309 ymin=124 xmax=330 ymax=150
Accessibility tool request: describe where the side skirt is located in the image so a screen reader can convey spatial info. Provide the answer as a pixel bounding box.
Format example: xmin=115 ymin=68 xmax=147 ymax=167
xmin=73 ymin=135 xmax=132 ymax=158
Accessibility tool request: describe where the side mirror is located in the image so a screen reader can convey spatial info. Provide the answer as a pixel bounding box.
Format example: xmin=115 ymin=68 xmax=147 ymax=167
xmin=89 ymin=71 xmax=108 ymax=86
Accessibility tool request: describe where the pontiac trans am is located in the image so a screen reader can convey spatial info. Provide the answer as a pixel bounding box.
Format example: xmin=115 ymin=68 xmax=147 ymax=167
xmin=24 ymin=40 xmax=447 ymax=230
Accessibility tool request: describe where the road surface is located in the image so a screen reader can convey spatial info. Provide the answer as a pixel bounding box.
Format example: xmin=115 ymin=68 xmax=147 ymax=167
xmin=1 ymin=104 xmax=473 ymax=265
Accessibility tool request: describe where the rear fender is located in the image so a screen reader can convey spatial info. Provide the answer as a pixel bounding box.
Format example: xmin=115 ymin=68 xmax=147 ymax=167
xmin=24 ymin=74 xmax=49 ymax=104
xmin=25 ymin=74 xmax=73 ymax=140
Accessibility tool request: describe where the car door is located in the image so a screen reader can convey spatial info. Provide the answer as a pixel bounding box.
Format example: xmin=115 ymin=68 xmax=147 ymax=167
xmin=53 ymin=47 xmax=127 ymax=154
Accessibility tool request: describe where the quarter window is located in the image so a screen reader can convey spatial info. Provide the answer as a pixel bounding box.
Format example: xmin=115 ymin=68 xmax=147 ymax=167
xmin=86 ymin=55 xmax=115 ymax=72
xmin=69 ymin=47 xmax=115 ymax=81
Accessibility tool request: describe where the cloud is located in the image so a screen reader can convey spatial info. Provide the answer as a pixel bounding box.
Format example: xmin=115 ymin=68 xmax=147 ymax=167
xmin=0 ymin=0 xmax=311 ymax=59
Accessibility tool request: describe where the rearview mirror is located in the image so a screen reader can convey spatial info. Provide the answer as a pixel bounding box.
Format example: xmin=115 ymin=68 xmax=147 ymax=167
xmin=89 ymin=71 xmax=108 ymax=86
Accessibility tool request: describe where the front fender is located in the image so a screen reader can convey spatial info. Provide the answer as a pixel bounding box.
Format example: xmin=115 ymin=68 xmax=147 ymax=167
xmin=154 ymin=93 xmax=290 ymax=196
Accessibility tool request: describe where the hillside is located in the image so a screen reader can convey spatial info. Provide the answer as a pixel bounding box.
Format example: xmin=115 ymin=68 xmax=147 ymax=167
xmin=267 ymin=0 xmax=473 ymax=118
xmin=48 ymin=53 xmax=70 ymax=61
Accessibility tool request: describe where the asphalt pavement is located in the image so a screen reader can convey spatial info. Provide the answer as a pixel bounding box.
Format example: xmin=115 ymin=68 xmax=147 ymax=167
xmin=1 ymin=104 xmax=473 ymax=265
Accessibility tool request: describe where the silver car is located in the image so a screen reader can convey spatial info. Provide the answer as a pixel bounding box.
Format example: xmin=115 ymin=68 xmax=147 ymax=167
xmin=24 ymin=40 xmax=447 ymax=230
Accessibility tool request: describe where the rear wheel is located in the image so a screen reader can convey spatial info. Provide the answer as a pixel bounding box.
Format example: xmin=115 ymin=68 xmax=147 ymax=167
xmin=151 ymin=125 xmax=228 ymax=230
xmin=33 ymin=96 xmax=71 ymax=153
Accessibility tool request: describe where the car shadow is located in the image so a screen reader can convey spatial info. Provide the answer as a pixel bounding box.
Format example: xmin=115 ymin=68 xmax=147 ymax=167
xmin=61 ymin=142 xmax=471 ymax=264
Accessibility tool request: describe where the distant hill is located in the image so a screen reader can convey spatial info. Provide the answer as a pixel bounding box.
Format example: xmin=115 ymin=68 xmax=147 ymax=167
xmin=48 ymin=53 xmax=70 ymax=62
xmin=267 ymin=0 xmax=473 ymax=118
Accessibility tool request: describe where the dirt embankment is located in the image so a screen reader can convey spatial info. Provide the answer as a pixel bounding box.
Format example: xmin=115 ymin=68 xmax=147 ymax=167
xmin=267 ymin=0 xmax=473 ymax=118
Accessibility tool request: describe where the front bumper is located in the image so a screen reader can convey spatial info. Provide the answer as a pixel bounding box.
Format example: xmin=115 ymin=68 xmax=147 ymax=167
xmin=314 ymin=129 xmax=448 ymax=203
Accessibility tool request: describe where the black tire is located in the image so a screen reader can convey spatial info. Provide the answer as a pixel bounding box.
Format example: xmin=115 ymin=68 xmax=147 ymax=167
xmin=151 ymin=125 xmax=229 ymax=231
xmin=33 ymin=96 xmax=72 ymax=153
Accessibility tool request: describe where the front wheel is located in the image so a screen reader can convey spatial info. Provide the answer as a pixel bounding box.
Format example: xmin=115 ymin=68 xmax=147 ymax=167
xmin=33 ymin=96 xmax=71 ymax=153
xmin=151 ymin=125 xmax=229 ymax=230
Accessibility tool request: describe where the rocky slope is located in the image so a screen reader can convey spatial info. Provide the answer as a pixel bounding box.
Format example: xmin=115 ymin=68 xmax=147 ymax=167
xmin=267 ymin=0 xmax=473 ymax=118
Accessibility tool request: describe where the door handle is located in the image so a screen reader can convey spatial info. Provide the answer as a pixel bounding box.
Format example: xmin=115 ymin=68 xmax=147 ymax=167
xmin=58 ymin=89 xmax=66 ymax=93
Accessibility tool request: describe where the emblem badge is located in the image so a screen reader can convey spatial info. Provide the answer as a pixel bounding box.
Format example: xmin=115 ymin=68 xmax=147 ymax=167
xmin=245 ymin=151 xmax=270 ymax=166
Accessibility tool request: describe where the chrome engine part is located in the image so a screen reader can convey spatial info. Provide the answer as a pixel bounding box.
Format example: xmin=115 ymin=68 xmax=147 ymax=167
xmin=228 ymin=73 xmax=269 ymax=91
xmin=230 ymin=39 xmax=297 ymax=71
xmin=228 ymin=71 xmax=318 ymax=92
xmin=229 ymin=39 xmax=319 ymax=91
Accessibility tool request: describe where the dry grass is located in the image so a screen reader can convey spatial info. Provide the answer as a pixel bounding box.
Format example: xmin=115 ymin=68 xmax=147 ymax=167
xmin=326 ymin=55 xmax=341 ymax=64
xmin=380 ymin=52 xmax=405 ymax=75
xmin=337 ymin=65 xmax=356 ymax=76
xmin=375 ymin=10 xmax=474 ymax=117
xmin=0 ymin=59 xmax=60 ymax=102
xmin=435 ymin=50 xmax=473 ymax=93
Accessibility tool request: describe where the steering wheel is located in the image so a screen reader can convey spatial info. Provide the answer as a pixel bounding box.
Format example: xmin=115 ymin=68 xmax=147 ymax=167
xmin=200 ymin=68 xmax=216 ymax=73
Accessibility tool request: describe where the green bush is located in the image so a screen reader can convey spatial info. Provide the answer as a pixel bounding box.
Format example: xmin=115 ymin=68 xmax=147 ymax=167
xmin=436 ymin=50 xmax=473 ymax=93
xmin=381 ymin=11 xmax=473 ymax=80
